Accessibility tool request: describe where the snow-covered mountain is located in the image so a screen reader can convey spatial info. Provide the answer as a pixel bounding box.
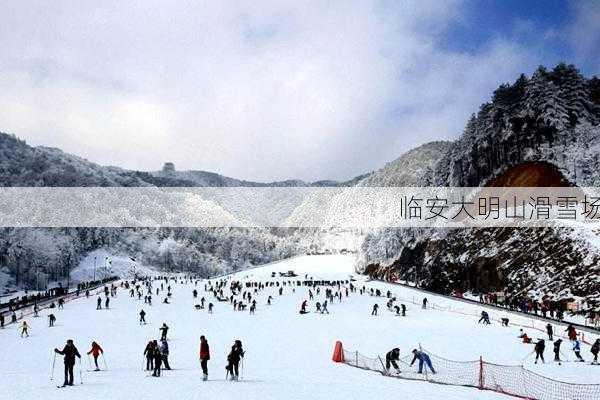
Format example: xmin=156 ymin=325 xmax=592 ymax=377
xmin=2 ymin=63 xmax=600 ymax=311
xmin=360 ymin=64 xmax=600 ymax=310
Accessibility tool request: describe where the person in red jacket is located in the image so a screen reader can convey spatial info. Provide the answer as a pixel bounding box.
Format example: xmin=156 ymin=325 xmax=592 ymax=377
xmin=87 ymin=341 xmax=104 ymax=371
xmin=199 ymin=335 xmax=210 ymax=381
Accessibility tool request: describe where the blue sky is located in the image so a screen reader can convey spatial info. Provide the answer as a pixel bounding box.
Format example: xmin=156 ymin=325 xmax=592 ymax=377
xmin=0 ymin=1 xmax=598 ymax=182
xmin=443 ymin=0 xmax=597 ymax=74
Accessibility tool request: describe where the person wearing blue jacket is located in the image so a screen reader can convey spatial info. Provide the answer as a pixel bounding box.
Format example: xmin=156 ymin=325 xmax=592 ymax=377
xmin=410 ymin=349 xmax=436 ymax=374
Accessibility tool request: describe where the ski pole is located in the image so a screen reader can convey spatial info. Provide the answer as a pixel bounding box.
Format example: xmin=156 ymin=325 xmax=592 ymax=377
xmin=79 ymin=357 xmax=83 ymax=384
xmin=50 ymin=352 xmax=56 ymax=381
xmin=521 ymin=349 xmax=535 ymax=363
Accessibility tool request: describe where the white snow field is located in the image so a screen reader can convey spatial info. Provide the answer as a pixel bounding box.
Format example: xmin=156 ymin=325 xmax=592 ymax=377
xmin=1 ymin=255 xmax=599 ymax=400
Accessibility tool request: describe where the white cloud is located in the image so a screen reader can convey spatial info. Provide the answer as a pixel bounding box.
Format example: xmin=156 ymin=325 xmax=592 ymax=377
xmin=567 ymin=0 xmax=600 ymax=72
xmin=0 ymin=0 xmax=535 ymax=181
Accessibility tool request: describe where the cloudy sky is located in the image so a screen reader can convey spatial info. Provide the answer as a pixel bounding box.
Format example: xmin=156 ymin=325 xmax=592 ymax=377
xmin=0 ymin=0 xmax=599 ymax=182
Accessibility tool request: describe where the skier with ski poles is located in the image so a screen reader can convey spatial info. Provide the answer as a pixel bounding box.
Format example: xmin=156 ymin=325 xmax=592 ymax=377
xmin=87 ymin=341 xmax=104 ymax=371
xmin=54 ymin=339 xmax=81 ymax=387
xmin=199 ymin=335 xmax=210 ymax=381
xmin=226 ymin=340 xmax=244 ymax=381
xmin=139 ymin=309 xmax=146 ymax=324
xmin=96 ymin=296 xmax=102 ymax=310
xmin=553 ymin=339 xmax=563 ymax=363
xmin=534 ymin=339 xmax=545 ymax=364
xmin=385 ymin=348 xmax=401 ymax=374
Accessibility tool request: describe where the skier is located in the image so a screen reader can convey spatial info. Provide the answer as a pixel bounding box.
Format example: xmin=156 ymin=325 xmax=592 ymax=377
xmin=401 ymin=303 xmax=406 ymax=317
xmin=193 ymin=289 xmax=198 ymax=298
xmin=591 ymin=338 xmax=600 ymax=364
xmin=410 ymin=349 xmax=435 ymax=374
xmin=565 ymin=324 xmax=577 ymax=341
xmin=534 ymin=339 xmax=545 ymax=364
xmin=160 ymin=339 xmax=171 ymax=370
xmin=573 ymin=339 xmax=585 ymax=362
xmin=54 ymin=339 xmax=81 ymax=387
xmin=208 ymin=303 xmax=213 ymax=313
xmin=371 ymin=303 xmax=379 ymax=316
xmin=139 ymin=309 xmax=146 ymax=324
xmin=546 ymin=323 xmax=553 ymax=340
xmin=20 ymin=321 xmax=29 ymax=337
xmin=226 ymin=340 xmax=244 ymax=381
xmin=87 ymin=341 xmax=104 ymax=371
xmin=159 ymin=323 xmax=169 ymax=340
xmin=478 ymin=311 xmax=490 ymax=324
xmin=199 ymin=335 xmax=210 ymax=381
xmin=49 ymin=313 xmax=56 ymax=327
xmin=322 ymin=300 xmax=329 ymax=314
xmin=267 ymin=295 xmax=272 ymax=305
xmin=422 ymin=298 xmax=428 ymax=309
xmin=553 ymin=338 xmax=562 ymax=363
xmin=0 ymin=313 xmax=4 ymax=328
xmin=104 ymin=296 xmax=110 ymax=309
xmin=152 ymin=341 xmax=162 ymax=377
xmin=96 ymin=296 xmax=102 ymax=310
xmin=300 ymin=300 xmax=309 ymax=314
xmin=385 ymin=348 xmax=401 ymax=374
xmin=144 ymin=341 xmax=155 ymax=371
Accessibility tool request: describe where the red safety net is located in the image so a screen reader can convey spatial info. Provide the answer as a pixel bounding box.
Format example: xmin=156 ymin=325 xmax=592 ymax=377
xmin=340 ymin=347 xmax=600 ymax=400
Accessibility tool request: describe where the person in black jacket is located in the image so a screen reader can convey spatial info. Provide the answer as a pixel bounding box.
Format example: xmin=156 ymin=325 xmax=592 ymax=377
xmin=534 ymin=339 xmax=545 ymax=364
xmin=152 ymin=340 xmax=162 ymax=377
xmin=226 ymin=340 xmax=244 ymax=381
xmin=591 ymin=338 xmax=600 ymax=364
xmin=553 ymin=338 xmax=562 ymax=363
xmin=54 ymin=339 xmax=81 ymax=386
xmin=546 ymin=324 xmax=553 ymax=340
xmin=144 ymin=341 xmax=155 ymax=371
xmin=385 ymin=348 xmax=401 ymax=374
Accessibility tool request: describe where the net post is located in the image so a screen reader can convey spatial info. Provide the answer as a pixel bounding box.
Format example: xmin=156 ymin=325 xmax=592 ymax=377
xmin=478 ymin=356 xmax=484 ymax=390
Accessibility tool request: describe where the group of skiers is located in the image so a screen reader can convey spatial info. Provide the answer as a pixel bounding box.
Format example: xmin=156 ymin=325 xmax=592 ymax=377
xmin=518 ymin=323 xmax=600 ymax=365
xmin=52 ymin=340 xmax=105 ymax=387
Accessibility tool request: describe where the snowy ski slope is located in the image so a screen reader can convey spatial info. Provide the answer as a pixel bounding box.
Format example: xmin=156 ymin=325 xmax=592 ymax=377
xmin=1 ymin=255 xmax=598 ymax=400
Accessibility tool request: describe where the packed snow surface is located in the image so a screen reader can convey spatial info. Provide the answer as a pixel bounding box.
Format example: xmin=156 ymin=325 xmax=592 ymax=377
xmin=1 ymin=255 xmax=598 ymax=400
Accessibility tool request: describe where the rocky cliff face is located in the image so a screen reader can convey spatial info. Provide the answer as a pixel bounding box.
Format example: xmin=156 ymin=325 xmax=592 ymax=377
xmin=361 ymin=64 xmax=600 ymax=308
